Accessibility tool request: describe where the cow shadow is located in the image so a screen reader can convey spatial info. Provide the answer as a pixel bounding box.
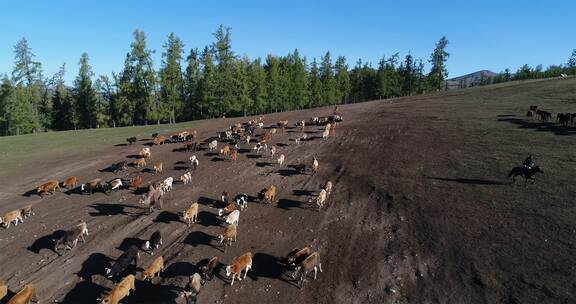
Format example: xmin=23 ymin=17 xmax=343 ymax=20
xmin=153 ymin=211 xmax=181 ymax=224
xmin=172 ymin=147 xmax=187 ymax=152
xmin=28 ymin=230 xmax=65 ymax=254
xmin=211 ymin=157 xmax=225 ymax=162
xmin=256 ymin=162 xmax=273 ymax=167
xmin=22 ymin=189 xmax=39 ymax=197
xmin=293 ymin=189 xmax=315 ymax=196
xmin=60 ymin=280 xmax=107 ymax=304
xmin=247 ymin=253 xmax=286 ymax=282
xmin=77 ymin=253 xmax=112 ymax=281
xmin=89 ymin=203 xmax=134 ymax=216
xmin=277 ymin=169 xmax=301 ymax=177
xmin=0 ymin=289 xmax=16 ymax=304
xmin=126 ymin=154 xmax=140 ymax=159
xmin=175 ymin=160 xmax=186 ymax=165
xmin=123 ymin=281 xmax=180 ymax=304
xmin=277 ymin=198 xmax=305 ymax=210
xmin=277 ymin=143 xmax=289 ymax=147
xmin=174 ymin=165 xmax=189 ymax=171
xmin=162 ymin=261 xmax=198 ymax=278
xmin=198 ymin=196 xmax=217 ymax=207
xmin=182 ymin=230 xmax=216 ymax=249
xmin=133 ymin=187 xmax=148 ymax=195
xmin=204 ymin=152 xmax=218 ymax=157
xmin=237 ymin=148 xmax=251 ymax=154
xmin=246 ymin=154 xmax=262 ymax=159
xmin=118 ymin=237 xmax=146 ymax=251
xmin=197 ymin=211 xmax=221 ymax=227
xmin=64 ymin=186 xmax=84 ymax=195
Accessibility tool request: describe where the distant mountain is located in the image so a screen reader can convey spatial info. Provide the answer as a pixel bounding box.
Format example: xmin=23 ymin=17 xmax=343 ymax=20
xmin=446 ymin=70 xmax=498 ymax=90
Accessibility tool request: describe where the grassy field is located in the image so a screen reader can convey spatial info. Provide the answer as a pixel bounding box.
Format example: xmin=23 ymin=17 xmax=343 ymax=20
xmin=0 ymin=121 xmax=203 ymax=176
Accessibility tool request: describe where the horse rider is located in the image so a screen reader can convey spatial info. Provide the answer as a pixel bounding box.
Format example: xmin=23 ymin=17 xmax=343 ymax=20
xmin=522 ymin=155 xmax=535 ymax=170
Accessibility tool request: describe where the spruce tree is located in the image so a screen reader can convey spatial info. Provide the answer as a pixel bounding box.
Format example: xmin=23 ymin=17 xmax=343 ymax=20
xmin=184 ymin=48 xmax=201 ymax=120
xmin=334 ymin=56 xmax=350 ymax=104
xmin=308 ymin=58 xmax=322 ymax=107
xmin=159 ymin=33 xmax=185 ymax=124
xmin=248 ymin=58 xmax=267 ymax=114
xmin=427 ymin=36 xmax=450 ymax=91
xmin=74 ymin=52 xmax=99 ymax=128
xmin=319 ymin=51 xmax=337 ymax=105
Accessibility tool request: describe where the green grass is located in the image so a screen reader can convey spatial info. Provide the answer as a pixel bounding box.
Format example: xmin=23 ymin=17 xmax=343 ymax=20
xmin=0 ymin=120 xmax=199 ymax=175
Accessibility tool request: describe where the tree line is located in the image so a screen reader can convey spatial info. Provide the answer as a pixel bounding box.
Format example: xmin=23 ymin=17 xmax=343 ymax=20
xmin=0 ymin=26 xmax=452 ymax=136
xmin=459 ymin=50 xmax=576 ymax=88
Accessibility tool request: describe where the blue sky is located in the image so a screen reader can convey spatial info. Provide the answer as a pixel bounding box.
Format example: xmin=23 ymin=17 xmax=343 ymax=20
xmin=0 ymin=0 xmax=574 ymax=84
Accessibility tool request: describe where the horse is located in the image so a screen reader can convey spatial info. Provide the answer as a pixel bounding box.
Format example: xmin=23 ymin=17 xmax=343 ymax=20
xmin=508 ymin=166 xmax=544 ymax=187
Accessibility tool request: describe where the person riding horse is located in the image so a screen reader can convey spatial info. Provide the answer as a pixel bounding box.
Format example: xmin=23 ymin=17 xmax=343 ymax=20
xmin=522 ymin=155 xmax=535 ymax=170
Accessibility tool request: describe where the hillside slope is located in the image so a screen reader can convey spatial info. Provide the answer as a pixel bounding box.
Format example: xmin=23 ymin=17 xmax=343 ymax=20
xmin=0 ymin=78 xmax=575 ymax=304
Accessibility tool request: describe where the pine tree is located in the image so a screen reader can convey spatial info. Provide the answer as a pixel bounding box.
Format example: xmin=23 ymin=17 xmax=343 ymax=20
xmin=265 ymin=55 xmax=282 ymax=112
xmin=308 ymin=58 xmax=322 ymax=107
xmin=288 ymin=49 xmax=309 ymax=109
xmin=334 ymin=56 xmax=350 ymax=104
xmin=248 ymin=58 xmax=267 ymax=115
xmin=235 ymin=56 xmax=252 ymax=116
xmin=184 ymin=48 xmax=201 ymax=120
xmin=74 ymin=52 xmax=99 ymax=128
xmin=427 ymin=36 xmax=450 ymax=91
xmin=400 ymin=53 xmax=416 ymax=95
xmin=319 ymin=51 xmax=337 ymax=105
xmin=51 ymin=64 xmax=76 ymax=130
xmin=197 ymin=46 xmax=217 ymax=118
xmin=159 ymin=33 xmax=184 ymax=124
xmin=377 ymin=53 xmax=401 ymax=98
xmin=128 ymin=30 xmax=156 ymax=125
xmin=11 ymin=38 xmax=44 ymax=133
xmin=212 ymin=25 xmax=236 ymax=117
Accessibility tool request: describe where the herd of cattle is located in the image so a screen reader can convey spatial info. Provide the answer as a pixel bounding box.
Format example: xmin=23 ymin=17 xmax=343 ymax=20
xmin=526 ymin=105 xmax=576 ymax=126
xmin=0 ymin=113 xmax=343 ymax=304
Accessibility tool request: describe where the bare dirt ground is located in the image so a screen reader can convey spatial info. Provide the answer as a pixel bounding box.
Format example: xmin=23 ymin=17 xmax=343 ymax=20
xmin=1 ymin=78 xmax=575 ymax=304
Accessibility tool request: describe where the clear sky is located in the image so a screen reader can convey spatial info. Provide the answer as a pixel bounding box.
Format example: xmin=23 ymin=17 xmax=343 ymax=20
xmin=0 ymin=0 xmax=574 ymax=85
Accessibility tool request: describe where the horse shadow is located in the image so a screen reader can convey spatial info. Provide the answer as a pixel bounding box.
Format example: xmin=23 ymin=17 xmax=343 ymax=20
xmin=162 ymin=261 xmax=198 ymax=278
xmin=182 ymin=230 xmax=216 ymax=249
xmin=60 ymin=280 xmax=107 ymax=303
xmin=28 ymin=230 xmax=66 ymax=254
xmin=277 ymin=198 xmax=305 ymax=210
xmin=153 ymin=211 xmax=181 ymax=224
xmin=89 ymin=203 xmax=134 ymax=216
xmin=428 ymin=176 xmax=506 ymax=186
xmin=197 ymin=211 xmax=221 ymax=227
xmin=498 ymin=117 xmax=576 ymax=136
xmin=247 ymin=253 xmax=286 ymax=282
xmin=76 ymin=253 xmax=112 ymax=281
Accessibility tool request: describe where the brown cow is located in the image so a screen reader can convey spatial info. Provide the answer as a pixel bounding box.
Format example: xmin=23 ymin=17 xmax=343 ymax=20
xmin=37 ymin=180 xmax=60 ymax=196
xmin=182 ymin=203 xmax=198 ymax=226
xmin=98 ymin=275 xmax=135 ymax=304
xmin=154 ymin=136 xmax=166 ymax=145
xmin=142 ymin=256 xmax=164 ymax=281
xmin=62 ymin=176 xmax=78 ymax=189
xmin=225 ymin=252 xmax=253 ymax=285
xmin=0 ymin=279 xmax=7 ymax=301
xmin=7 ymin=284 xmax=37 ymax=304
